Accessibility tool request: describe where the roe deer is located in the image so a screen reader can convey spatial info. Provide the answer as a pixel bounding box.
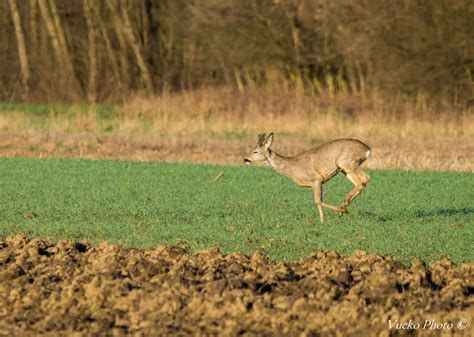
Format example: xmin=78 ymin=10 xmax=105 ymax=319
xmin=244 ymin=133 xmax=371 ymax=222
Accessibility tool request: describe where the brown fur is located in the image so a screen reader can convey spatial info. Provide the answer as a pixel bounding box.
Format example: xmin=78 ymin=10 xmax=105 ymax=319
xmin=245 ymin=133 xmax=372 ymax=222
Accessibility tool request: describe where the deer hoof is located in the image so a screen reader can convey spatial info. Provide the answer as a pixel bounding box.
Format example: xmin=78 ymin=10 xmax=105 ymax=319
xmin=337 ymin=206 xmax=348 ymax=216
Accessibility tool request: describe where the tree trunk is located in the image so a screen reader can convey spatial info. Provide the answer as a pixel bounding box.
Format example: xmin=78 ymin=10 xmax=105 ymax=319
xmin=37 ymin=0 xmax=67 ymax=79
xmin=103 ymin=0 xmax=130 ymax=91
xmin=121 ymin=1 xmax=154 ymax=93
xmin=29 ymin=0 xmax=39 ymax=58
xmin=48 ymin=0 xmax=70 ymax=67
xmin=38 ymin=0 xmax=83 ymax=98
xmin=83 ymin=0 xmax=98 ymax=103
xmin=105 ymin=0 xmax=154 ymax=94
xmin=91 ymin=2 xmax=125 ymax=97
xmin=140 ymin=0 xmax=150 ymax=49
xmin=8 ymin=0 xmax=31 ymax=97
xmin=48 ymin=0 xmax=83 ymax=96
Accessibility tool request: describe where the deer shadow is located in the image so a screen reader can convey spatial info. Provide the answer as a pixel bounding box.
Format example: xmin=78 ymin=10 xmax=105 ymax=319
xmin=413 ymin=207 xmax=474 ymax=218
xmin=356 ymin=207 xmax=474 ymax=223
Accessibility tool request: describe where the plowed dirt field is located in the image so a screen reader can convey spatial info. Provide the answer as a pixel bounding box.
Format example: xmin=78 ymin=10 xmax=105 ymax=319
xmin=0 ymin=236 xmax=472 ymax=336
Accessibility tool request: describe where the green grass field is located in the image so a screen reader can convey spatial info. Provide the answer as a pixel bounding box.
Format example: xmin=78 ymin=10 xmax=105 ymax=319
xmin=0 ymin=158 xmax=472 ymax=263
xmin=0 ymin=102 xmax=115 ymax=117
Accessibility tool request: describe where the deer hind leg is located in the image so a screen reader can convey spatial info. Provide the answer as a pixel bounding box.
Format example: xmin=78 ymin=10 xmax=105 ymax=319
xmin=313 ymin=180 xmax=348 ymax=223
xmin=340 ymin=168 xmax=371 ymax=213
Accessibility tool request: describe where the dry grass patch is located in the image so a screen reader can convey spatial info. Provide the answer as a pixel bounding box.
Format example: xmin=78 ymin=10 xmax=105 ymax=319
xmin=122 ymin=88 xmax=473 ymax=141
xmin=0 ymin=132 xmax=472 ymax=172
xmin=0 ymin=88 xmax=472 ymax=171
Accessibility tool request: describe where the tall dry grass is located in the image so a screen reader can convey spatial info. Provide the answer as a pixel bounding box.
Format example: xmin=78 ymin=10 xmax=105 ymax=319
xmin=0 ymin=87 xmax=472 ymax=172
xmin=120 ymin=86 xmax=472 ymax=141
xmin=0 ymin=86 xmax=472 ymax=142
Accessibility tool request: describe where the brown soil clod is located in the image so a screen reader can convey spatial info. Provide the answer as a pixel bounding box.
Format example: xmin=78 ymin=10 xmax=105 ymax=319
xmin=0 ymin=235 xmax=472 ymax=336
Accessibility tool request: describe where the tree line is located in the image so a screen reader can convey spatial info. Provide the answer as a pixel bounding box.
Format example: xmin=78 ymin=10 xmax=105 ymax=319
xmin=1 ymin=0 xmax=473 ymax=106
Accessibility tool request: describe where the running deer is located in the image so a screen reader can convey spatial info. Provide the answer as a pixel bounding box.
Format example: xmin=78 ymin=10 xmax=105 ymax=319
xmin=244 ymin=133 xmax=372 ymax=222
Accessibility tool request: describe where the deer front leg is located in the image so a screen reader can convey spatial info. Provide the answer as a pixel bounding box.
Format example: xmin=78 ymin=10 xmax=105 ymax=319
xmin=313 ymin=181 xmax=347 ymax=222
xmin=313 ymin=180 xmax=324 ymax=222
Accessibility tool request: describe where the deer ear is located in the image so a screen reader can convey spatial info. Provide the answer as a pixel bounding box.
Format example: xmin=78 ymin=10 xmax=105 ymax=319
xmin=263 ymin=133 xmax=274 ymax=149
xmin=257 ymin=133 xmax=267 ymax=145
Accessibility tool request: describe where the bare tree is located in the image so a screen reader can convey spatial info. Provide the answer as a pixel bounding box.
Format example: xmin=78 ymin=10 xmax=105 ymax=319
xmin=29 ymin=0 xmax=39 ymax=58
xmin=38 ymin=0 xmax=83 ymax=97
xmin=91 ymin=2 xmax=125 ymax=97
xmin=83 ymin=0 xmax=98 ymax=103
xmin=105 ymin=0 xmax=154 ymax=94
xmin=8 ymin=0 xmax=31 ymax=97
xmin=1 ymin=0 xmax=473 ymax=104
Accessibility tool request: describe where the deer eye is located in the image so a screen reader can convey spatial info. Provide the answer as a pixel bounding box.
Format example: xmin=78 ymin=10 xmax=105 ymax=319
xmin=253 ymin=151 xmax=258 ymax=154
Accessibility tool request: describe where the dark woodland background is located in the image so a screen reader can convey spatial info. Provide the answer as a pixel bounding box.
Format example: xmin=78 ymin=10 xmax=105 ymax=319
xmin=1 ymin=0 xmax=473 ymax=109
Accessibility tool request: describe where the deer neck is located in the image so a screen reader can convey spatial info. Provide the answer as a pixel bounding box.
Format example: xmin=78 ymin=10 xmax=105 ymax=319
xmin=266 ymin=149 xmax=294 ymax=178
